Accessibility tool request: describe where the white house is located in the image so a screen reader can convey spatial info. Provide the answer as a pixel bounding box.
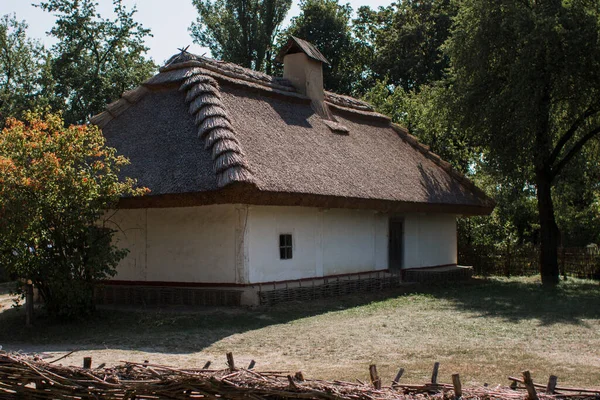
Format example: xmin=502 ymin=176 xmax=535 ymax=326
xmin=92 ymin=37 xmax=494 ymax=306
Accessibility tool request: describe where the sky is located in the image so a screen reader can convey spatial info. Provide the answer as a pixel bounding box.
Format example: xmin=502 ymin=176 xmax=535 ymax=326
xmin=1 ymin=0 xmax=393 ymax=66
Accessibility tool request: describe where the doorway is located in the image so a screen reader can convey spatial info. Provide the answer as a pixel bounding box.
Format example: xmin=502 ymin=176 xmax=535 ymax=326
xmin=388 ymin=217 xmax=404 ymax=270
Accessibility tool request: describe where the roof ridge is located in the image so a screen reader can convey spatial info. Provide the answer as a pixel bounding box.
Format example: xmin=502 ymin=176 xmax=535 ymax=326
xmin=324 ymin=92 xmax=374 ymax=112
xmin=162 ymin=52 xmax=380 ymax=114
xmin=90 ymin=52 xmax=385 ymax=125
xmin=162 ymin=53 xmax=295 ymax=91
xmin=390 ymin=124 xmax=495 ymax=209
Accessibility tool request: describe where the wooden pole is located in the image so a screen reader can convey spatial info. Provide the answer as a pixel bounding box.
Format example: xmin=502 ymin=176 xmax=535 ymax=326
xmin=226 ymin=352 xmax=235 ymax=371
xmin=522 ymin=370 xmax=538 ymax=400
xmin=546 ymin=375 xmax=558 ymax=394
xmin=83 ymin=357 xmax=92 ymax=369
xmin=287 ymin=375 xmax=298 ymax=389
xmin=509 ymin=376 xmax=600 ymax=394
xmin=369 ymin=364 xmax=381 ymax=389
xmin=431 ymin=362 xmax=440 ymax=384
xmin=25 ymin=282 xmax=34 ymax=327
xmin=392 ymin=368 xmax=405 ymax=385
xmin=452 ymin=374 xmax=462 ymax=398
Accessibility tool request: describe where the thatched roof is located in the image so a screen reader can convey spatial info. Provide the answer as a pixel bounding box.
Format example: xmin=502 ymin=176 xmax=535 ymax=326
xmin=94 ymin=52 xmax=494 ymax=215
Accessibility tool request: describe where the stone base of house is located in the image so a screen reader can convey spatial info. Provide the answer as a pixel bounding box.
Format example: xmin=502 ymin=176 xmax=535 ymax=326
xmin=402 ymin=265 xmax=473 ymax=283
xmin=95 ymin=270 xmax=403 ymax=307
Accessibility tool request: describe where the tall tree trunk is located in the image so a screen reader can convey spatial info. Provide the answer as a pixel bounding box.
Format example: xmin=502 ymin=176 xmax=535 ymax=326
xmin=536 ymin=170 xmax=560 ymax=285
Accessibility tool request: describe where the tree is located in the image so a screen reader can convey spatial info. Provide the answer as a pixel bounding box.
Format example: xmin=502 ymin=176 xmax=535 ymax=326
xmin=36 ymin=0 xmax=156 ymax=125
xmin=281 ymin=0 xmax=364 ymax=95
xmin=190 ymin=0 xmax=292 ymax=73
xmin=353 ymin=0 xmax=457 ymax=92
xmin=553 ymin=143 xmax=600 ymax=247
xmin=0 ymin=112 xmax=148 ymax=318
xmin=0 ymin=14 xmax=53 ymax=126
xmin=446 ymin=0 xmax=600 ymax=284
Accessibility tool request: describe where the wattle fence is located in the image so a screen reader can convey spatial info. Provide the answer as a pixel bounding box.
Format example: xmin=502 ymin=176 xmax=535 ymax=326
xmin=2 ymin=352 xmax=599 ymax=399
xmin=458 ymin=244 xmax=600 ymax=279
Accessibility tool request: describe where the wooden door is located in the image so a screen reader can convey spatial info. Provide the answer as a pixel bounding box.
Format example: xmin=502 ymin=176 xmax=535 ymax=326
xmin=388 ymin=218 xmax=404 ymax=270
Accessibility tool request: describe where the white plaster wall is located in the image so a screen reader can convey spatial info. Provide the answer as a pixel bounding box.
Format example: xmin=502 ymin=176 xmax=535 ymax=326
xmin=322 ymin=209 xmax=388 ymax=275
xmin=107 ymin=209 xmax=147 ymax=281
xmin=403 ymin=214 xmax=457 ymax=268
xmin=247 ymin=206 xmax=388 ymax=283
xmin=110 ymin=205 xmax=243 ymax=283
xmin=109 ymin=204 xmax=458 ymax=285
xmin=247 ymin=206 xmax=319 ymax=282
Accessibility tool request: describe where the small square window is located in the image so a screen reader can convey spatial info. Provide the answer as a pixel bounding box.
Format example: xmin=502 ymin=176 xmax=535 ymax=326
xmin=279 ymin=234 xmax=293 ymax=260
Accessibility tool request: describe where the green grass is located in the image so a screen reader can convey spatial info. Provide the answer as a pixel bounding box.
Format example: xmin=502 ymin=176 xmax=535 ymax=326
xmin=1 ymin=276 xmax=599 ymax=388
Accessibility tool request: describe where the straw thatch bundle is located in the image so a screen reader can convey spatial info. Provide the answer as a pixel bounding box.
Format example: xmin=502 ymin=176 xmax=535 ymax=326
xmin=178 ymin=71 xmax=254 ymax=188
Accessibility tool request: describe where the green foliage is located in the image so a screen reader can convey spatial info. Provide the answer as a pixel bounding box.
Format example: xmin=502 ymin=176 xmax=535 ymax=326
xmin=446 ymin=0 xmax=600 ymax=283
xmin=0 ymin=14 xmax=54 ymax=126
xmin=35 ymin=0 xmax=156 ymax=125
xmin=354 ymin=0 xmax=456 ymax=92
xmin=0 ymin=113 xmax=148 ymax=318
xmin=447 ymin=0 xmax=600 ymax=182
xmin=553 ymin=143 xmax=600 ymax=246
xmin=279 ymin=0 xmax=365 ymax=95
xmin=190 ymin=0 xmax=292 ymax=73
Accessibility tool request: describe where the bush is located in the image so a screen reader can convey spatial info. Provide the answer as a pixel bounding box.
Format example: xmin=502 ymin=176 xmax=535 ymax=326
xmin=0 ymin=112 xmax=147 ymax=318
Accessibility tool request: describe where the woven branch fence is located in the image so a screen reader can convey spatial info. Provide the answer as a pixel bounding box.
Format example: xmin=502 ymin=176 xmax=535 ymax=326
xmin=458 ymin=245 xmax=600 ymax=279
xmin=1 ymin=352 xmax=599 ymax=399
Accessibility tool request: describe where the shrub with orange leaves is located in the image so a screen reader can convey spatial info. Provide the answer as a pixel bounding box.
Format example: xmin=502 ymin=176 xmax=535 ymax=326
xmin=0 ymin=112 xmax=148 ymax=319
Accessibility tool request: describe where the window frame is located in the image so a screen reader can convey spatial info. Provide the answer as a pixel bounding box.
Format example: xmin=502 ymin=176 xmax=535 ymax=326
xmin=279 ymin=233 xmax=293 ymax=260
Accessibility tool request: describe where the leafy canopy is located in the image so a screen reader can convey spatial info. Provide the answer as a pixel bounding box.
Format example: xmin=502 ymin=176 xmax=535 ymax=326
xmin=0 ymin=112 xmax=148 ymax=318
xmin=35 ymin=0 xmax=156 ymax=125
xmin=190 ymin=0 xmax=292 ymax=73
xmin=280 ymin=0 xmax=364 ymax=95
xmin=354 ymin=0 xmax=457 ymax=92
xmin=0 ymin=14 xmax=54 ymax=126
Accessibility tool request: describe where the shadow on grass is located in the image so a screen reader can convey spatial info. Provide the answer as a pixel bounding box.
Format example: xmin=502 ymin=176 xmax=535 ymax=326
xmin=0 ymin=286 xmax=417 ymax=354
xmin=0 ymin=277 xmax=598 ymax=355
xmin=418 ymin=277 xmax=600 ymax=326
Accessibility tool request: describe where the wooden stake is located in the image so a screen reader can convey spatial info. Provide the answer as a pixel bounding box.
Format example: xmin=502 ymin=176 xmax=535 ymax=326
xmin=287 ymin=375 xmax=298 ymax=389
xmin=83 ymin=357 xmax=92 ymax=369
xmin=202 ymin=361 xmax=211 ymax=369
xmin=452 ymin=374 xmax=462 ymax=398
xmin=431 ymin=362 xmax=440 ymax=384
xmin=25 ymin=283 xmax=34 ymax=328
xmin=226 ymin=352 xmax=235 ymax=371
xmin=522 ymin=370 xmax=538 ymax=400
xmin=509 ymin=376 xmax=599 ymax=394
xmin=248 ymin=360 xmax=256 ymax=370
xmin=369 ymin=364 xmax=381 ymax=389
xmin=392 ymin=368 xmax=405 ymax=385
xmin=546 ymin=375 xmax=558 ymax=394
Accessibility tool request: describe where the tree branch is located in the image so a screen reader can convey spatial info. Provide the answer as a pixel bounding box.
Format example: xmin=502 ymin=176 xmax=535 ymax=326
xmin=548 ymin=102 xmax=600 ymax=168
xmin=552 ymin=125 xmax=600 ymax=179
